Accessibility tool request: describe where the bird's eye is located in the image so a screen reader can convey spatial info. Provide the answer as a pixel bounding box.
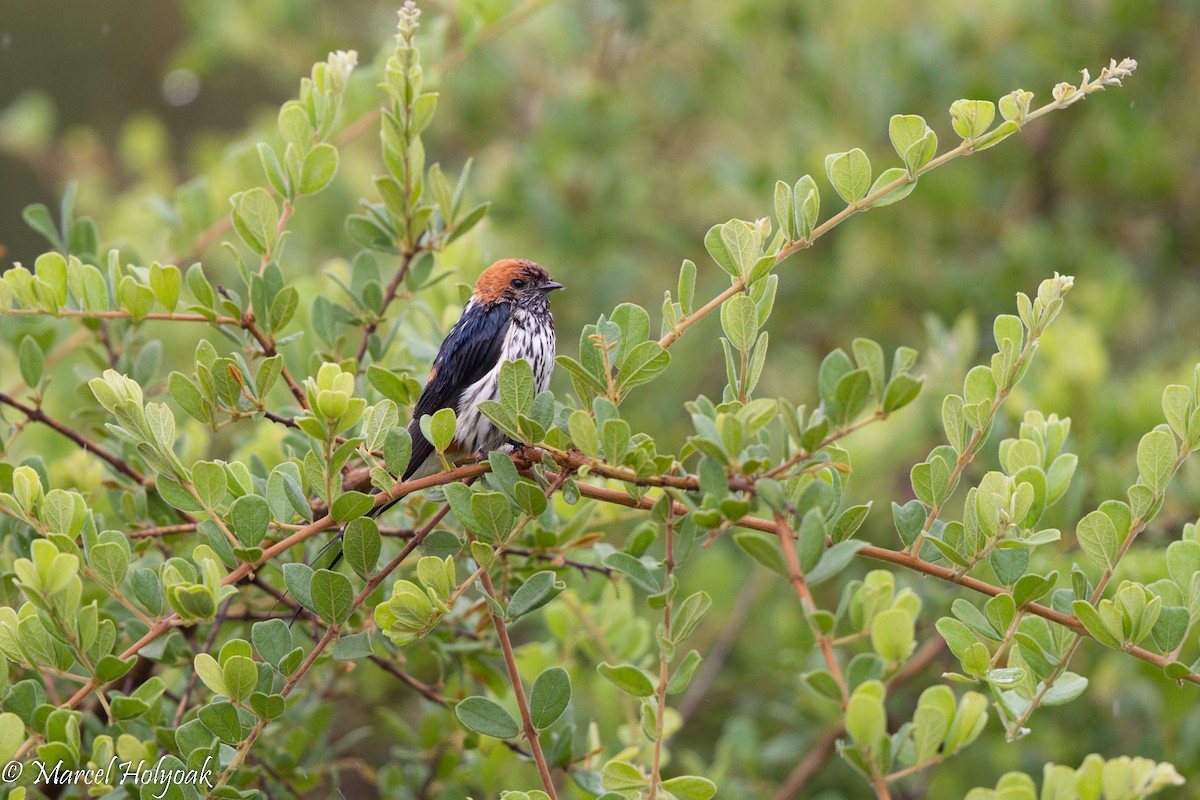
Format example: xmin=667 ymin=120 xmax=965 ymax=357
xmin=510 ymin=278 xmax=526 ymax=289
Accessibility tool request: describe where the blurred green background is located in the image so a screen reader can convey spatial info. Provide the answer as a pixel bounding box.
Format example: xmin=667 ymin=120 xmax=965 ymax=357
xmin=3 ymin=0 xmax=1200 ymax=796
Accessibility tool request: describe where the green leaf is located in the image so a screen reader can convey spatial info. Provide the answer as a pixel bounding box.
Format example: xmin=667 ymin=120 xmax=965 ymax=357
xmin=232 ymin=188 xmax=279 ymax=256
xmin=602 ymin=552 xmax=661 ymax=593
xmin=720 ymin=294 xmax=759 ymax=352
xmin=1076 ymin=510 xmax=1119 ymax=569
xmin=507 ymin=571 xmax=565 ymax=619
xmin=331 ymin=491 xmax=376 ymax=522
xmin=824 ymin=148 xmax=872 ymax=204
xmin=455 ymin=696 xmax=520 ymax=739
xmin=793 ymin=175 xmax=820 ymax=239
xmin=191 ymin=461 xmax=228 ymax=509
xmin=23 ymin=203 xmax=64 ymax=249
xmin=568 ymin=410 xmax=600 ymax=457
xmin=845 ymin=687 xmax=886 ymax=747
xmin=832 ymin=503 xmax=871 ymax=542
xmin=1150 ymin=606 xmax=1190 ymax=653
xmin=661 ymin=776 xmax=717 ymax=800
xmin=1137 ymin=429 xmax=1177 ymax=495
xmin=148 ymin=262 xmax=180 ymax=313
xmin=110 ymin=695 xmax=150 ymax=721
xmin=1040 ymin=671 xmax=1089 ymax=706
xmin=1072 ymin=600 xmax=1123 ymax=648
xmin=883 ymin=374 xmax=923 ymax=412
xmin=221 ymin=655 xmax=258 ymax=703
xmin=299 ymin=143 xmax=338 ymax=195
xmin=199 ymin=701 xmax=242 ymax=743
xmin=424 ymin=407 xmax=457 ymax=453
xmin=251 ymin=619 xmax=292 ymax=667
xmin=332 ymin=630 xmax=374 ymax=661
xmin=498 ymin=358 xmax=535 ymax=422
xmin=343 ymin=517 xmax=381 ymax=579
xmin=667 ymin=650 xmax=703 ymax=694
xmin=835 ymin=368 xmax=872 ymax=424
xmin=249 ymin=692 xmax=286 ymax=720
xmin=950 ymin=99 xmax=997 ymax=140
xmin=311 ymin=569 xmax=354 ymax=625
xmin=719 ymin=219 xmax=757 ymax=278
xmin=889 ymin=114 xmax=928 ymax=158
xmin=677 ymin=259 xmax=697 ymax=313
xmin=868 ymin=167 xmax=915 ymax=207
xmin=193 ymin=653 xmax=228 ymax=696
xmin=806 ymin=540 xmax=869 ymax=585
xmin=229 ymin=495 xmax=270 ymax=548
xmin=734 ymin=531 xmax=786 ymax=575
xmin=602 ymin=418 xmax=631 ymax=465
xmin=94 ymin=654 xmax=136 ymax=683
xmin=871 ymin=608 xmax=915 ymax=662
xmin=169 ymin=371 xmax=210 ymax=424
xmin=89 ymin=542 xmax=129 ymax=589
xmin=602 ymin=760 xmax=649 ymax=792
xmin=470 ymin=491 xmax=514 ymax=542
xmin=283 ymin=562 xmax=315 ymax=613
xmin=617 ymin=341 xmax=671 ymax=391
xmin=973 ymin=120 xmax=1020 ymax=151
xmin=18 ymin=337 xmax=43 ymax=387
xmin=529 ymin=667 xmax=571 ymax=729
xmin=598 ymin=663 xmax=656 ymax=697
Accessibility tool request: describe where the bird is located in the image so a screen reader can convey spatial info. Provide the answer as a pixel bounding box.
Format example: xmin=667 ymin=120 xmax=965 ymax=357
xmin=400 ymin=257 xmax=563 ymax=481
xmin=309 ymin=258 xmax=562 ymax=575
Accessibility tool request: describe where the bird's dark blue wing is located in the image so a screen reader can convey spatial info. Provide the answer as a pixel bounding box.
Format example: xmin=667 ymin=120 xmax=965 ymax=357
xmin=403 ymin=300 xmax=511 ymax=479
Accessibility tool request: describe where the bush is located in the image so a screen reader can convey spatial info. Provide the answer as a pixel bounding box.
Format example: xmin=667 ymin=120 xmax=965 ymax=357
xmin=0 ymin=3 xmax=1191 ymax=799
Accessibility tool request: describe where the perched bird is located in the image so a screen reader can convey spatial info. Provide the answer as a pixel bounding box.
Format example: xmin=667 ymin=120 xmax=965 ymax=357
xmin=311 ymin=259 xmax=562 ymax=575
xmin=400 ymin=257 xmax=563 ymax=480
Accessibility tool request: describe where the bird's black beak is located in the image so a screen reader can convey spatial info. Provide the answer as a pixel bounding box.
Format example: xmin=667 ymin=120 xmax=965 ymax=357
xmin=541 ymin=279 xmax=565 ymax=292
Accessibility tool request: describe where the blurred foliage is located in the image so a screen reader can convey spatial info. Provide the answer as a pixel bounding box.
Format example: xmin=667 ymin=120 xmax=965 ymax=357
xmin=1 ymin=1 xmax=1199 ymax=799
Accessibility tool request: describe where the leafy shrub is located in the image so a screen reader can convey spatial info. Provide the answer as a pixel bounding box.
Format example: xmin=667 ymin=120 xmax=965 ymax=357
xmin=0 ymin=4 xmax=1188 ymax=799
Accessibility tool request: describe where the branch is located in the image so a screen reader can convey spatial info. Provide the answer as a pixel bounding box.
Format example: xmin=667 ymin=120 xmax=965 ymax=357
xmin=473 ymin=533 xmax=559 ymax=799
xmin=213 ymin=502 xmax=453 ymax=789
xmin=0 ymin=391 xmax=147 ymax=485
xmin=354 ymin=249 xmax=416 ymax=370
xmin=656 ymin=61 xmax=1136 ymax=352
xmin=564 ymin=479 xmax=1200 ymax=687
xmin=775 ymin=512 xmax=847 ymax=705
xmin=10 ymin=461 xmax=487 ymax=760
xmin=646 ymin=508 xmax=676 ymax=800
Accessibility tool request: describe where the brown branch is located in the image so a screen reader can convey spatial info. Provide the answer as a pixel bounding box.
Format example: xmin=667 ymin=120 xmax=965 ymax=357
xmin=775 ymin=512 xmax=847 ymax=705
xmin=240 ymin=310 xmax=308 ymax=410
xmin=0 ymin=391 xmax=146 ymax=485
xmin=647 ymin=508 xmax=676 ymax=800
xmin=565 ymin=479 xmax=1200 ymax=686
xmin=474 ymin=534 xmax=559 ymax=800
xmin=355 ymin=250 xmax=416 ymax=370
xmin=0 ymin=308 xmax=241 ymax=325
xmin=214 ymin=502 xmax=453 ymax=788
xmin=11 ymin=461 xmax=490 ymax=760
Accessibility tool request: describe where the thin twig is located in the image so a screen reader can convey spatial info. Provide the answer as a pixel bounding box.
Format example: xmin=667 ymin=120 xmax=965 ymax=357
xmin=0 ymin=391 xmax=147 ymax=485
xmin=474 ymin=533 xmax=559 ymax=800
xmin=646 ymin=508 xmax=676 ymax=800
xmin=775 ymin=512 xmax=847 ymax=705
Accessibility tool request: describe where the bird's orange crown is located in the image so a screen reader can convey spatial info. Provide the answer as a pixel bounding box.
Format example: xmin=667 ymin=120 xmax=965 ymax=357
xmin=474 ymin=259 xmax=553 ymax=304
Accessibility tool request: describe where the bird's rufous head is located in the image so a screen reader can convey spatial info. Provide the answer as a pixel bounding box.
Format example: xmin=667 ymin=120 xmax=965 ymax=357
xmin=474 ymin=259 xmax=564 ymax=306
